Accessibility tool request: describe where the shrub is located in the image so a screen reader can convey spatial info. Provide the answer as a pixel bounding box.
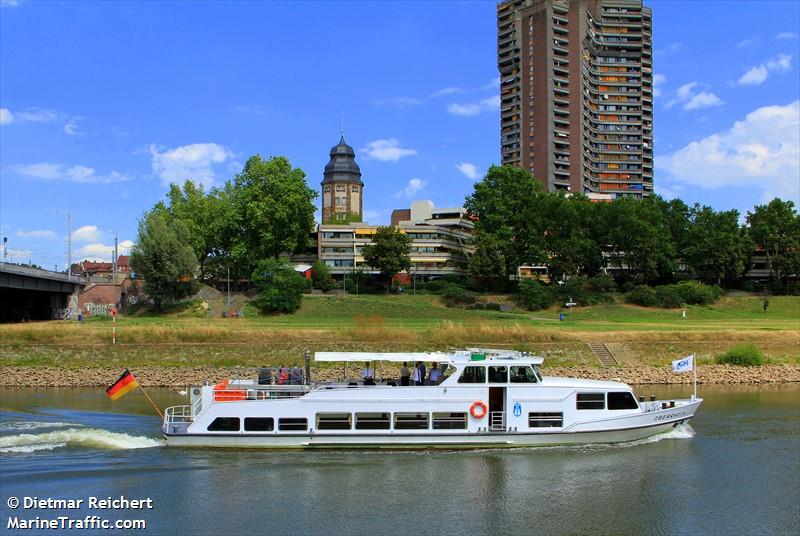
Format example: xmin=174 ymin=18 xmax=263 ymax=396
xmin=654 ymin=285 xmax=684 ymax=308
xmin=518 ymin=279 xmax=556 ymax=311
xmin=423 ymin=278 xmax=466 ymax=294
xmin=589 ymin=273 xmax=618 ymax=294
xmin=251 ymin=259 xmax=308 ymax=314
xmin=675 ymin=281 xmax=722 ymax=305
xmin=620 ymin=280 xmax=637 ymax=293
xmin=441 ymin=285 xmax=477 ymax=307
xmin=716 ymin=344 xmax=764 ymax=366
xmin=311 ymin=261 xmax=334 ymax=292
xmin=625 ymin=285 xmax=659 ymax=307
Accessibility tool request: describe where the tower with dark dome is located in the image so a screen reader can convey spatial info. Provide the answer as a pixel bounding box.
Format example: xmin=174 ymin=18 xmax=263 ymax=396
xmin=321 ymin=135 xmax=363 ymax=224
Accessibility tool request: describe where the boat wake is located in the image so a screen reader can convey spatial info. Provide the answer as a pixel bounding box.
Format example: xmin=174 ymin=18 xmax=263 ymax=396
xmin=0 ymin=426 xmax=164 ymax=454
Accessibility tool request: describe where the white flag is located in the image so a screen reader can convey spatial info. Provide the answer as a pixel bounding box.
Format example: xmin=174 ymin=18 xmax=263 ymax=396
xmin=672 ymin=355 xmax=694 ymax=373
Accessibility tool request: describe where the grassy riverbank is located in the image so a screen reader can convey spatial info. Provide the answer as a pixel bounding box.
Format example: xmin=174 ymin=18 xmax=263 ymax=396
xmin=0 ymin=294 xmax=797 ymax=372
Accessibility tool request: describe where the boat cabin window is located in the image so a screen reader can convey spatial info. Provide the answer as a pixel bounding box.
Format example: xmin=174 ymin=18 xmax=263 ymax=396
xmin=608 ymin=392 xmax=639 ymax=410
xmin=244 ymin=417 xmax=274 ymax=432
xmin=432 ymin=412 xmax=467 ymax=430
xmin=355 ymin=412 xmax=391 ymax=430
xmin=279 ymin=418 xmax=308 ymax=431
xmin=510 ymin=366 xmax=538 ymax=383
xmin=489 ymin=366 xmax=508 ymax=383
xmin=458 ymin=366 xmax=486 ymax=384
xmin=576 ymin=393 xmax=605 ymax=410
xmin=441 ymin=364 xmax=457 ymax=381
xmin=394 ymin=413 xmax=429 ymax=430
xmin=207 ymin=417 xmax=240 ymax=432
xmin=316 ymin=413 xmax=352 ymax=430
xmin=529 ymin=412 xmax=563 ymax=427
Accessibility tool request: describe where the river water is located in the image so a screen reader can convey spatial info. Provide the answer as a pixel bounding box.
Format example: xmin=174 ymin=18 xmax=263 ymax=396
xmin=0 ymin=385 xmax=798 ymax=536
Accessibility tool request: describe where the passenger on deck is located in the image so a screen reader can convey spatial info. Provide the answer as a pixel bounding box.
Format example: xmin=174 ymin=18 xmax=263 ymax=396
xmin=361 ymin=362 xmax=375 ymax=385
xmin=399 ymin=362 xmax=411 ymax=386
xmin=413 ymin=362 xmax=426 ymax=386
xmin=429 ymin=362 xmax=442 ymax=385
xmin=277 ymin=365 xmax=289 ymax=385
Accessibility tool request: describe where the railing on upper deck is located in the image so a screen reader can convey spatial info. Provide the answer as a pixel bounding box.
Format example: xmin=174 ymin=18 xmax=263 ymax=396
xmin=213 ymin=384 xmax=312 ymax=402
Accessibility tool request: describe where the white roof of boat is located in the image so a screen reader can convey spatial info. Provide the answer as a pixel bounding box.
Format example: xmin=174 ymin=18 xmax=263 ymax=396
xmin=541 ymin=376 xmax=630 ymax=389
xmin=314 ymin=350 xmax=544 ymax=365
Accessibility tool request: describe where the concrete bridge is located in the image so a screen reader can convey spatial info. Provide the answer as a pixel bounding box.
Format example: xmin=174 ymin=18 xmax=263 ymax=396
xmin=0 ymin=263 xmax=86 ymax=322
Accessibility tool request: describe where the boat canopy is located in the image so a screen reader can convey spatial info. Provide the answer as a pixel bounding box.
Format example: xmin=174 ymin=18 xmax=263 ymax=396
xmin=314 ymin=350 xmax=544 ymax=365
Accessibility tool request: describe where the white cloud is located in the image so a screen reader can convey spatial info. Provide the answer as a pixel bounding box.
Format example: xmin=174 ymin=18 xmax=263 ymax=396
xmin=149 ymin=142 xmax=233 ymax=188
xmin=447 ymin=95 xmax=500 ymax=116
xmin=430 ymin=87 xmax=462 ymax=98
xmin=359 ymin=139 xmax=417 ymax=162
xmin=738 ymin=54 xmax=792 ymax=86
xmin=75 ymin=243 xmax=115 ymax=262
xmin=655 ymin=42 xmax=683 ymax=57
xmin=16 ymin=229 xmax=57 ymax=239
xmin=13 ymin=162 xmax=129 ymax=183
xmin=118 ymin=240 xmax=133 ymax=254
xmin=774 ymin=32 xmax=799 ymax=40
xmin=652 ymin=74 xmax=666 ymax=97
xmin=0 ymin=108 xmax=13 ymax=124
xmin=736 ymin=37 xmax=758 ymax=49
xmin=455 ymin=162 xmax=479 ymax=180
xmin=655 ymin=100 xmax=800 ymax=203
xmin=63 ymin=120 xmax=80 ymax=135
xmin=6 ymin=248 xmax=32 ymax=260
xmin=738 ymin=65 xmax=769 ymax=86
xmin=15 ymin=108 xmax=59 ymax=123
xmin=0 ymin=0 xmax=21 ymax=7
xmin=684 ymin=92 xmax=723 ymax=110
xmin=666 ymin=82 xmax=722 ymax=110
xmin=394 ymin=177 xmax=427 ymax=199
xmin=370 ymin=96 xmax=423 ymax=108
xmin=72 ymin=225 xmax=102 ymax=242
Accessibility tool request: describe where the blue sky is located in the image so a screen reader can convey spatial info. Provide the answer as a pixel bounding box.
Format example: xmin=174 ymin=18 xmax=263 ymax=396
xmin=1 ymin=0 xmax=798 ymax=269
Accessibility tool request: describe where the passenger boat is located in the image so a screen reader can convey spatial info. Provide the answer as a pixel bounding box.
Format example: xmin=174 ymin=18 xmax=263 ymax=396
xmin=162 ymin=350 xmax=702 ymax=448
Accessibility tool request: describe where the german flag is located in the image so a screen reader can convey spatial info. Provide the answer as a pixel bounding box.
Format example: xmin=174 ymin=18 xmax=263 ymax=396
xmin=106 ymin=369 xmax=139 ymax=400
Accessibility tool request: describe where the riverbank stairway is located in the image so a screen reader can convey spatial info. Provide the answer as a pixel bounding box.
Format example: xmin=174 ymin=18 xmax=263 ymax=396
xmin=589 ymin=342 xmax=617 ymax=367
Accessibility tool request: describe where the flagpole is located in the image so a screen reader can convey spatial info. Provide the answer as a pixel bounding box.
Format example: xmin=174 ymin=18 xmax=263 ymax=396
xmin=137 ymin=383 xmax=164 ymax=419
xmin=692 ymin=353 xmax=697 ymax=402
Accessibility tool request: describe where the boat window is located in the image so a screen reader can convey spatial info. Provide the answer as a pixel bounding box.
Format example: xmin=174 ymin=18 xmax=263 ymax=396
xmin=355 ymin=412 xmax=391 ymax=430
xmin=394 ymin=413 xmax=429 ymax=430
xmin=432 ymin=412 xmax=467 ymax=430
xmin=510 ymin=366 xmax=538 ymax=383
xmin=528 ymin=412 xmax=563 ymax=427
xmin=441 ymin=364 xmax=457 ymax=380
xmin=244 ymin=417 xmax=274 ymax=432
xmin=576 ymin=393 xmax=605 ymax=410
xmin=458 ymin=366 xmax=486 ymax=384
xmin=207 ymin=417 xmax=240 ymax=432
xmin=488 ymin=366 xmax=508 ymax=383
xmin=608 ymin=392 xmax=639 ymax=410
xmin=532 ymin=364 xmax=543 ymax=382
xmin=278 ymin=418 xmax=308 ymax=431
xmin=316 ymin=413 xmax=352 ymax=430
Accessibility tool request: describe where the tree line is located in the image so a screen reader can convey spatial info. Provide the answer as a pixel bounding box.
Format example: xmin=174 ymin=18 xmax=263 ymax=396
xmin=466 ymin=165 xmax=799 ymax=293
xmin=131 ymin=157 xmax=799 ymax=311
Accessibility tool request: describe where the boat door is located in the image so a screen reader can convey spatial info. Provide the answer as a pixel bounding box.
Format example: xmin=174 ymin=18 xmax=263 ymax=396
xmin=489 ymin=386 xmax=506 ymax=431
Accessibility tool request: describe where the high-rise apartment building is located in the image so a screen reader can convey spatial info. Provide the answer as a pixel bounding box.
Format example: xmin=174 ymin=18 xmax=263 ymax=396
xmin=498 ymin=0 xmax=653 ymax=199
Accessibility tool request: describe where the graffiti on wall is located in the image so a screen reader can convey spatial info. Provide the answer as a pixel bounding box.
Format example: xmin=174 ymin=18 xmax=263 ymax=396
xmin=85 ymin=303 xmax=112 ymax=316
xmin=52 ymin=307 xmax=75 ymax=320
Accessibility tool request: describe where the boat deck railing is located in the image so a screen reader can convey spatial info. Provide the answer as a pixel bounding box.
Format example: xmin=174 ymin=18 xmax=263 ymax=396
xmin=214 ymin=383 xmax=313 ymax=401
xmin=640 ymin=399 xmax=691 ymax=413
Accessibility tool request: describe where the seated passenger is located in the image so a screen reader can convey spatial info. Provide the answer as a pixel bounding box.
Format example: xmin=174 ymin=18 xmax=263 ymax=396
xmin=277 ymin=365 xmax=289 ymax=385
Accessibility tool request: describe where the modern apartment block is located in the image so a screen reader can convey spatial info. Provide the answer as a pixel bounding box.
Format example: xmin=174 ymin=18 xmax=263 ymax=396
xmin=318 ymin=201 xmax=473 ymax=278
xmin=498 ymin=0 xmax=653 ymax=199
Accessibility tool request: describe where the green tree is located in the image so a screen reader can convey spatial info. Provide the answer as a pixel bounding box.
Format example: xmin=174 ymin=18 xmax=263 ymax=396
xmin=362 ymin=226 xmax=412 ymax=290
xmin=464 ymin=165 xmax=547 ymax=277
xmin=251 ymin=258 xmax=308 ymax=314
xmin=467 ymin=233 xmax=507 ymax=291
xmin=684 ymin=204 xmax=752 ymax=285
xmin=130 ymin=212 xmax=199 ymax=310
xmin=311 ymin=261 xmax=334 ymax=292
xmin=538 ymin=193 xmax=602 ymax=282
xmin=232 ymin=155 xmax=318 ymax=272
xmin=747 ymin=199 xmax=800 ymax=285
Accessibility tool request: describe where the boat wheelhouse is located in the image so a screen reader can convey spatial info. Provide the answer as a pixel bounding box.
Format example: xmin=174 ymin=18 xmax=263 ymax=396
xmin=162 ymin=350 xmax=702 ymax=448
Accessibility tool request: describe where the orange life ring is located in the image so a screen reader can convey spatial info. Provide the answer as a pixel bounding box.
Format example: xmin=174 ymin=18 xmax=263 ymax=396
xmin=470 ymin=401 xmax=488 ymax=419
